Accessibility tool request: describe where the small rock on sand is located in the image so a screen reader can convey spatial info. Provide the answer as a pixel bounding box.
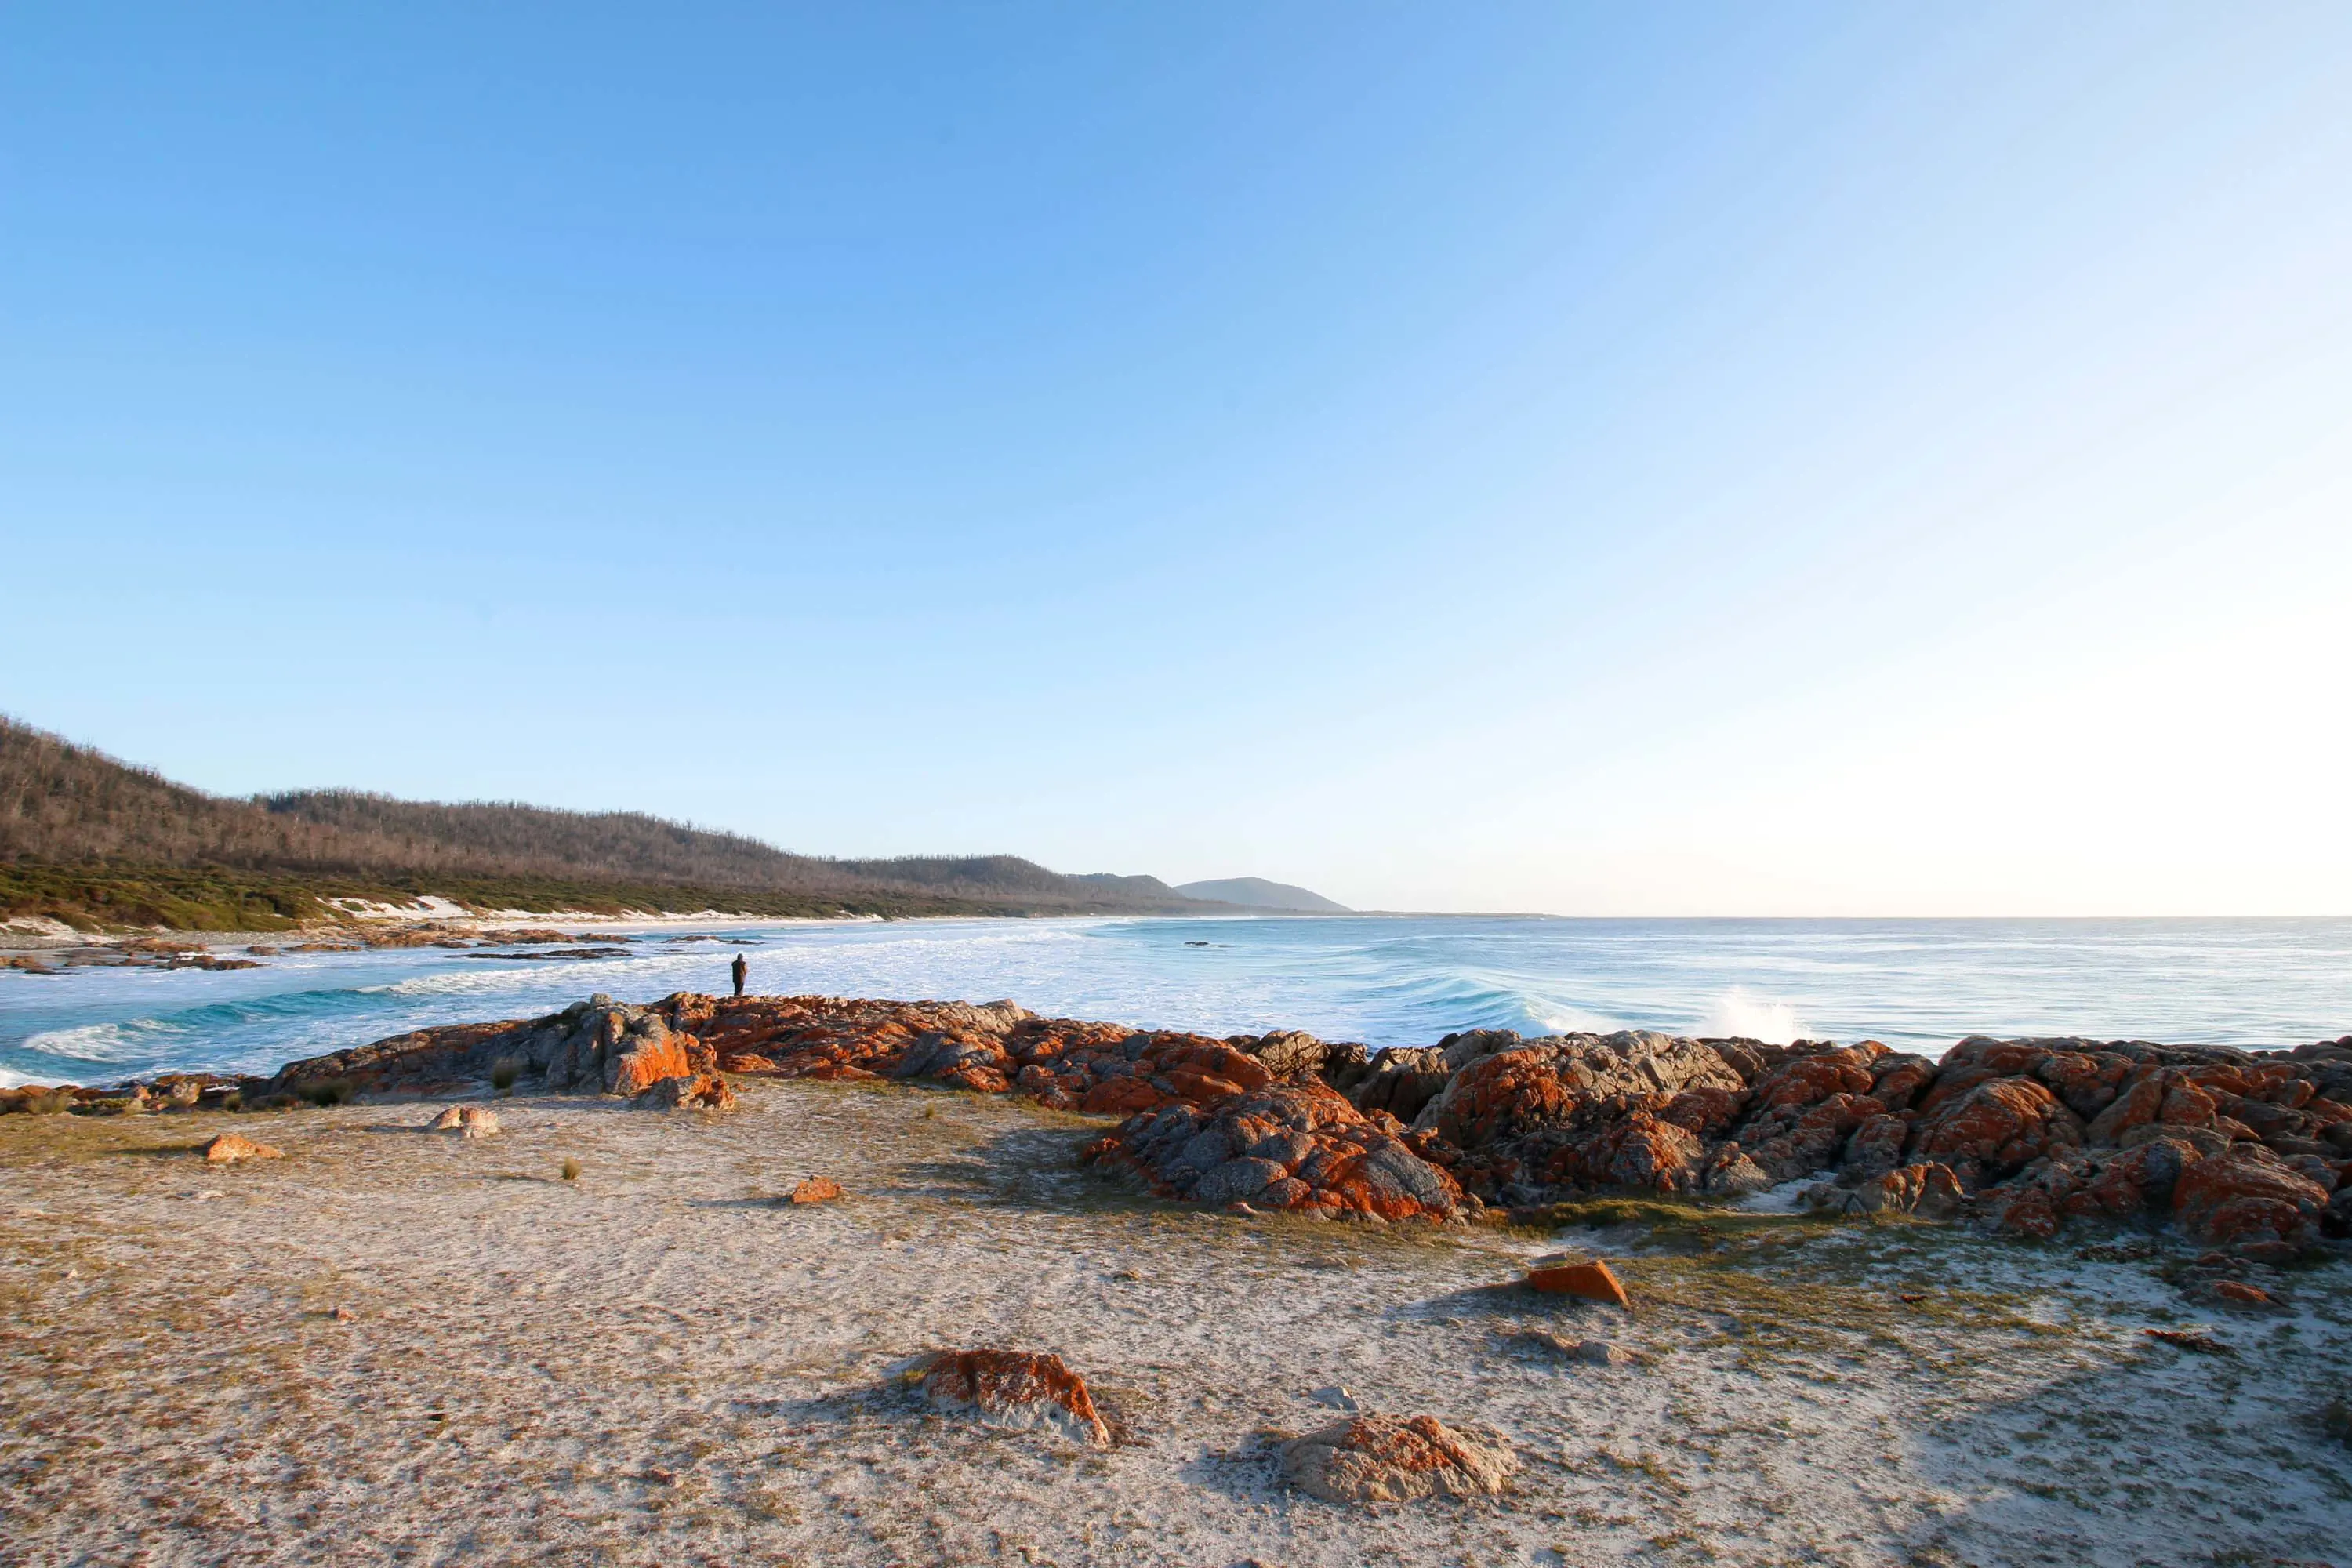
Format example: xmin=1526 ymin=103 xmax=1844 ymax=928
xmin=1525 ymin=1254 xmax=1631 ymax=1309
xmin=199 ymin=1133 xmax=281 ymax=1164
xmin=1308 ymin=1385 xmax=1359 ymax=1410
xmin=789 ymin=1176 xmax=844 ymax=1205
xmin=909 ymin=1349 xmax=1111 ymax=1449
xmin=427 ymin=1105 xmax=500 ymax=1138
xmin=1280 ymin=1412 xmax=1517 ymax=1504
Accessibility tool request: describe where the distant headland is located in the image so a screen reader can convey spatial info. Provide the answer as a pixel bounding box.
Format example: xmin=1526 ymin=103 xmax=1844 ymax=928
xmin=0 ymin=717 xmax=1345 ymax=934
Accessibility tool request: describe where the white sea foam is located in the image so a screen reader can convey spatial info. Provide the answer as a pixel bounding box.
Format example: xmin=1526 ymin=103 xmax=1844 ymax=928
xmin=1699 ymin=987 xmax=1806 ymax=1044
xmin=1737 ymin=1174 xmax=1835 ymax=1213
xmin=20 ymin=1018 xmax=190 ymax=1065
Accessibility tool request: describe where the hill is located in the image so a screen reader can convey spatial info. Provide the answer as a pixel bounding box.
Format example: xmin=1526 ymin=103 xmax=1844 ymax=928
xmin=1171 ymin=876 xmax=1350 ymax=913
xmin=0 ymin=717 xmax=1221 ymax=930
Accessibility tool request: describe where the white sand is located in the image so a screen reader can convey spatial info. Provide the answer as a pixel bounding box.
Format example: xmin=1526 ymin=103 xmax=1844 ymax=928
xmin=2 ymin=1080 xmax=2345 ymax=1566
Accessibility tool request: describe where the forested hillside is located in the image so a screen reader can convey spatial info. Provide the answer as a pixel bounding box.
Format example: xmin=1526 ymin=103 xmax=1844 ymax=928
xmin=0 ymin=717 xmax=1214 ymax=928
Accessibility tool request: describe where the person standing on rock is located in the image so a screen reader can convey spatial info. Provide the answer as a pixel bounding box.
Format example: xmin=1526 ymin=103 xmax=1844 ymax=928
xmin=731 ymin=953 xmax=748 ymax=998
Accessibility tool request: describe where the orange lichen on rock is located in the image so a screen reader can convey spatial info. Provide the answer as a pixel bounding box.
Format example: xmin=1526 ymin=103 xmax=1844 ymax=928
xmin=2170 ymin=1147 xmax=2331 ymax=1259
xmin=1080 ymin=1082 xmax=1472 ymax=1223
xmin=1525 ymin=1256 xmax=1631 ymax=1309
xmin=200 ymin=1133 xmax=281 ymax=1164
xmin=1280 ymin=1413 xmax=1517 ymax=1504
xmin=789 ymin=1176 xmax=844 ymax=1204
xmin=245 ymin=989 xmax=2352 ymax=1252
xmin=910 ymin=1349 xmax=1109 ymax=1448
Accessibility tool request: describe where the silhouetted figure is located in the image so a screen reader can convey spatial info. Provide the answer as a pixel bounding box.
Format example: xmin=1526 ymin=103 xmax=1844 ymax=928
xmin=731 ymin=953 xmax=748 ymax=998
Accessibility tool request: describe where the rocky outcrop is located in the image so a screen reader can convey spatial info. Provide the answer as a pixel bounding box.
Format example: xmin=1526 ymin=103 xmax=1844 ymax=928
xmin=257 ymin=996 xmax=718 ymax=1105
xmin=1279 ymin=1414 xmax=1517 ymax=1504
xmin=1079 ymin=1082 xmax=1474 ymax=1223
xmin=159 ymin=991 xmax=2352 ymax=1251
xmin=670 ymin=992 xmax=1357 ymax=1119
xmin=909 ymin=1350 xmax=1109 ymax=1448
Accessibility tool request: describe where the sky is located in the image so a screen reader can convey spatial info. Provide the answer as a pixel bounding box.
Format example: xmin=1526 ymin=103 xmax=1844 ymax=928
xmin=5 ymin=3 xmax=2350 ymax=916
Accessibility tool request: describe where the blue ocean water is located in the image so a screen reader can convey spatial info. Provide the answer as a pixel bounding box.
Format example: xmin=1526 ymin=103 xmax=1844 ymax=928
xmin=4 ymin=916 xmax=2350 ymax=1088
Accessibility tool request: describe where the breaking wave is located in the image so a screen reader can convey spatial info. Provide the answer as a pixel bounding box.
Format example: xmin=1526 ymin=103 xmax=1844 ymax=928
xmin=5 ymin=914 xmax=2348 ymax=1085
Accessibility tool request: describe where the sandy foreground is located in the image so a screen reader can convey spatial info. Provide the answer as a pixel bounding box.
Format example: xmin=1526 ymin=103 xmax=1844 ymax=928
xmin=2 ymin=1079 xmax=2347 ymax=1568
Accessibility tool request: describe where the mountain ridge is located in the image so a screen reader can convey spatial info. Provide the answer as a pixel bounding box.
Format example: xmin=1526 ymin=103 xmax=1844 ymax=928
xmin=0 ymin=716 xmax=1229 ymax=928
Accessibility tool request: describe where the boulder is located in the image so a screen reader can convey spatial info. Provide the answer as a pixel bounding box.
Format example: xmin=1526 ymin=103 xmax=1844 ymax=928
xmin=2062 ymin=1136 xmax=2201 ymax=1216
xmin=1698 ymin=1146 xmax=1776 ymax=1196
xmin=1345 ymin=1045 xmax=1456 ymax=1123
xmin=2086 ymin=1068 xmax=2171 ymax=1142
xmin=1750 ymin=1047 xmax=1881 ymax=1114
xmin=1995 ymin=1188 xmax=2058 ymax=1238
xmin=1247 ymin=1029 xmax=1332 ymax=1081
xmin=1842 ymin=1114 xmax=1911 ymax=1181
xmin=2172 ymin=1148 xmax=2331 ymax=1258
xmin=1525 ymin=1256 xmax=1632 ymax=1309
xmin=1083 ymin=1082 xmax=1472 ymax=1222
xmin=1280 ymin=1414 xmax=1517 ymax=1504
xmin=1908 ymin=1076 xmax=2084 ymax=1182
xmin=1850 ymin=1162 xmax=1965 ymax=1218
xmin=1417 ymin=1033 xmax=1745 ymax=1149
xmin=1865 ymin=1054 xmax=1940 ymax=1112
xmin=910 ymin=1350 xmax=1109 ymax=1448
xmin=200 ymin=1133 xmax=281 ymax=1164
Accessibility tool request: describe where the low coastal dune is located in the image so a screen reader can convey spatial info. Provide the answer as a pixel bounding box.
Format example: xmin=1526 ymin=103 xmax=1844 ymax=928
xmin=2 ymin=996 xmax=2348 ymax=1566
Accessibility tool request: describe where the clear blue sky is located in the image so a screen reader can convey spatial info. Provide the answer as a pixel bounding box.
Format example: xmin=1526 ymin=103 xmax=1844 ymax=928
xmin=6 ymin=4 xmax=2350 ymax=913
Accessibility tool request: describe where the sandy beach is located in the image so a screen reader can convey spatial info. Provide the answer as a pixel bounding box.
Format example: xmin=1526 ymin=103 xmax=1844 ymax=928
xmin=4 ymin=1071 xmax=2346 ymax=1568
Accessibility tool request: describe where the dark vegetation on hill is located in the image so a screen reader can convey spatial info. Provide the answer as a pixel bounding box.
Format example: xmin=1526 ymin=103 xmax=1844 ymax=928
xmin=0 ymin=717 xmax=1218 ymax=930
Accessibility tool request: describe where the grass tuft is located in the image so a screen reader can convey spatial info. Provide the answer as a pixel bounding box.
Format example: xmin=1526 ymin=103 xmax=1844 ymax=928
xmin=561 ymin=1158 xmax=581 ymax=1181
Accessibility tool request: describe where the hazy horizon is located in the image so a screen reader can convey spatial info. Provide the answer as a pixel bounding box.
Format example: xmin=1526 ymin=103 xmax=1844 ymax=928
xmin=6 ymin=5 xmax=2349 ymax=916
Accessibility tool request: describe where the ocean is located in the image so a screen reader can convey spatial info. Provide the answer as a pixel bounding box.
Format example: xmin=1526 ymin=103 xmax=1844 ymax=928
xmin=3 ymin=915 xmax=2350 ymax=1089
